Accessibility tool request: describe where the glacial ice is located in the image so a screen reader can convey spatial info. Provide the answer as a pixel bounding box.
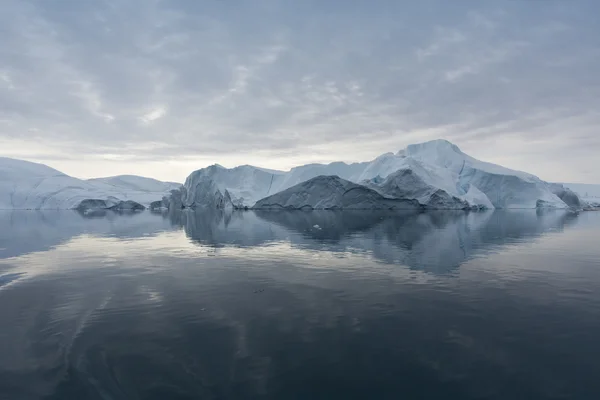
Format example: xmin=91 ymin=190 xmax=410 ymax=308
xmin=0 ymin=157 xmax=178 ymax=210
xmin=109 ymin=200 xmax=146 ymax=211
xmin=2 ymin=140 xmax=590 ymax=211
xmin=252 ymin=175 xmax=423 ymax=210
xmin=177 ymin=139 xmax=579 ymax=210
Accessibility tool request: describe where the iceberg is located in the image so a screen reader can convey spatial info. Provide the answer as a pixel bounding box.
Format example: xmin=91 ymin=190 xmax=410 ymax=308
xmin=76 ymin=199 xmax=145 ymax=214
xmin=362 ymin=158 xmax=492 ymax=210
xmin=252 ymin=175 xmax=423 ymax=210
xmin=176 ymin=139 xmax=581 ymax=210
xmin=180 ymin=172 xmax=236 ymax=209
xmin=560 ymin=183 xmax=600 ymax=208
xmin=109 ymin=200 xmax=145 ymax=211
xmin=180 ymin=164 xmax=282 ymax=208
xmin=389 ymin=140 xmax=566 ymax=209
xmin=75 ymin=199 xmax=116 ymax=213
xmin=0 ymin=157 xmax=178 ymax=210
xmin=2 ymin=140 xmax=586 ymax=211
xmin=547 ymin=184 xmax=585 ymax=209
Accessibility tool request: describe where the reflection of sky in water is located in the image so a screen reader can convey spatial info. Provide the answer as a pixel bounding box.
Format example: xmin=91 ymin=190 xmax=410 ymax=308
xmin=1 ymin=210 xmax=600 ymax=399
xmin=1 ymin=209 xmax=597 ymax=291
xmin=0 ymin=209 xmax=587 ymax=277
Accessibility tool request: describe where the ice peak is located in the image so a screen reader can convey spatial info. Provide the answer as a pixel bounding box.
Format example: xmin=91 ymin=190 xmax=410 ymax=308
xmin=399 ymin=139 xmax=463 ymax=157
xmin=374 ymin=152 xmax=395 ymax=161
xmin=201 ymin=163 xmax=225 ymax=172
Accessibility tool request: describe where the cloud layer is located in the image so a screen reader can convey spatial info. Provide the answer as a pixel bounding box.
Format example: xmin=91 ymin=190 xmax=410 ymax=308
xmin=1 ymin=0 xmax=599 ymax=183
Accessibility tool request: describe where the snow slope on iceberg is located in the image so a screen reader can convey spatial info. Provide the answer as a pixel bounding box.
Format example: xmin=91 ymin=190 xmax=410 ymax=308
xmin=253 ymin=175 xmax=423 ymax=210
xmin=399 ymin=140 xmax=535 ymax=180
xmin=88 ymin=175 xmax=181 ymax=193
xmin=0 ymin=157 xmax=174 ymax=210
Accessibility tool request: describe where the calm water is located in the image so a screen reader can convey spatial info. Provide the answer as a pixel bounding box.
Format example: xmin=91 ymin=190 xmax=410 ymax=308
xmin=1 ymin=209 xmax=600 ymax=400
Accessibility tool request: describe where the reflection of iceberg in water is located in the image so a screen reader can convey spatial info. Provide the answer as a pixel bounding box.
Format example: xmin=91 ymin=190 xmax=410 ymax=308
xmin=253 ymin=210 xmax=415 ymax=241
xmin=0 ymin=211 xmax=180 ymax=259
xmin=0 ymin=209 xmax=592 ymax=399
xmin=0 ymin=208 xmax=579 ymax=276
xmin=171 ymin=208 xmax=579 ymax=273
xmin=176 ymin=209 xmax=289 ymax=248
xmin=250 ymin=210 xmax=578 ymax=274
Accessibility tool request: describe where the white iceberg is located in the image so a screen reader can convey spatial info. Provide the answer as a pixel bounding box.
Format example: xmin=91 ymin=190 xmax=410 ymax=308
xmin=181 ymin=164 xmax=281 ymax=208
xmin=178 ymin=139 xmax=577 ymax=210
xmin=0 ymin=157 xmax=179 ymax=210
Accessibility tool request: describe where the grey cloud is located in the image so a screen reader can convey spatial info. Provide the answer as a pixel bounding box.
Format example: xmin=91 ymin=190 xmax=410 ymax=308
xmin=0 ymin=0 xmax=599 ymax=182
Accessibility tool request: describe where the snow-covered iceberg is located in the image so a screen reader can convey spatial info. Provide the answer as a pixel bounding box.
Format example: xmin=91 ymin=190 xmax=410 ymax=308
xmin=386 ymin=140 xmax=566 ymax=209
xmin=176 ymin=139 xmax=581 ymax=210
xmin=0 ymin=157 xmax=178 ymax=210
xmin=1 ymin=141 xmax=590 ymax=211
xmin=253 ymin=175 xmax=423 ymax=210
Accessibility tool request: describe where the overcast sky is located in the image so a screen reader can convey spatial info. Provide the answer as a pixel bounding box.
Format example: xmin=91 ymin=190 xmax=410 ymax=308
xmin=1 ymin=0 xmax=599 ymax=183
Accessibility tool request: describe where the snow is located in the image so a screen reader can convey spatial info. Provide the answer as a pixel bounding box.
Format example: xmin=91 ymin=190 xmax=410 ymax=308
xmin=253 ymin=175 xmax=423 ymax=210
xmin=179 ymin=139 xmax=573 ymax=210
xmin=0 ymin=157 xmax=179 ymax=210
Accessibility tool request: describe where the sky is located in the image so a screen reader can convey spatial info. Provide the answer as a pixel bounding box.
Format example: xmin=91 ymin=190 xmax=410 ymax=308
xmin=1 ymin=0 xmax=599 ymax=184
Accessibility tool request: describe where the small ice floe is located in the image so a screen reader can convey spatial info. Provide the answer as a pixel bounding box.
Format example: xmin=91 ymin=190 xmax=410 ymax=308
xmin=313 ymin=224 xmax=322 ymax=230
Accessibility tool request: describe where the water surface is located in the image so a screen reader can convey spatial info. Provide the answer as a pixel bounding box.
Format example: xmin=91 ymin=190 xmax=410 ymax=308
xmin=1 ymin=209 xmax=599 ymax=399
